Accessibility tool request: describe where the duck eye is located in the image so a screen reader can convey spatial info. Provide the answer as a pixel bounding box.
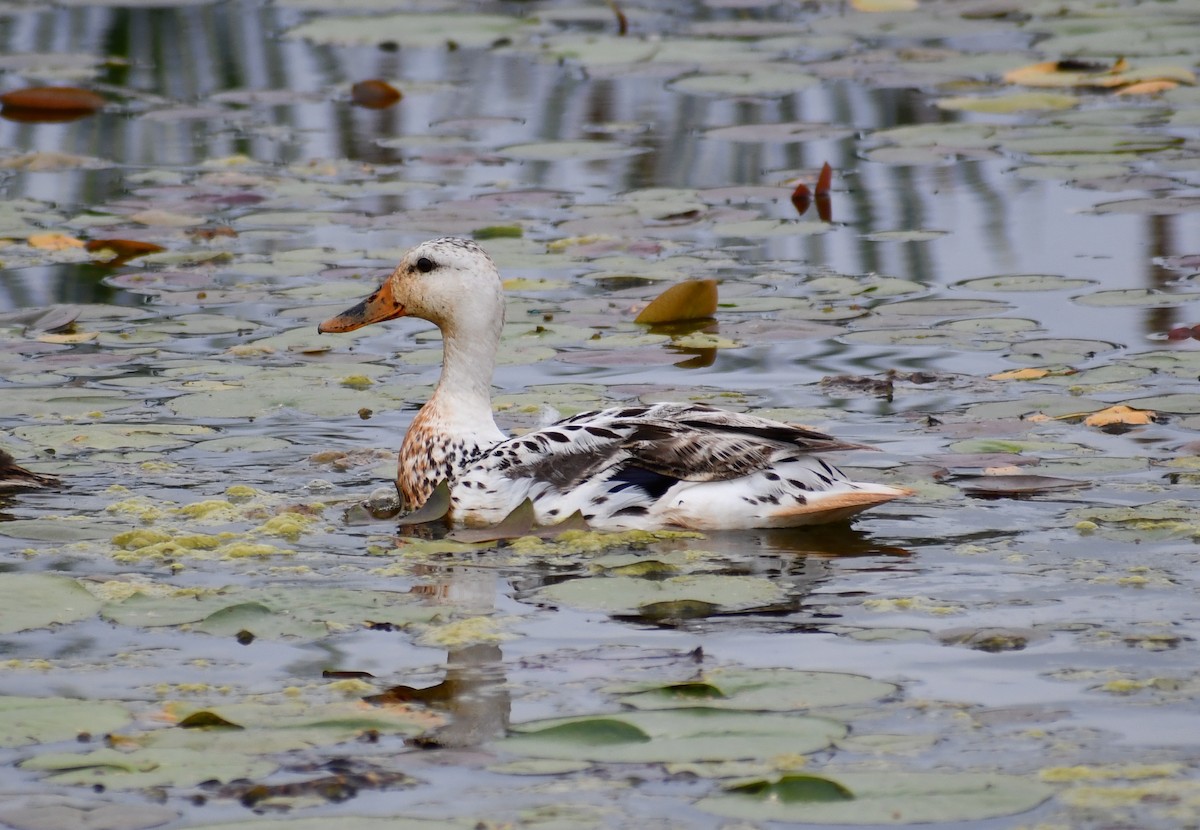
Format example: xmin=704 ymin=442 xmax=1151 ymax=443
xmin=416 ymin=257 xmax=434 ymax=273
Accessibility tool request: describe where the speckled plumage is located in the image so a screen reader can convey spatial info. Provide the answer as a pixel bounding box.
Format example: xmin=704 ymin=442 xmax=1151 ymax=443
xmin=319 ymin=238 xmax=909 ymax=530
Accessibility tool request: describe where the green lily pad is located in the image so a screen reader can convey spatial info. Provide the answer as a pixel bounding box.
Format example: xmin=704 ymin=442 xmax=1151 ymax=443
xmin=1074 ymin=288 xmax=1200 ymax=307
xmin=500 ymin=140 xmax=646 ymax=161
xmin=671 ymin=68 xmax=818 ymax=97
xmin=698 ymin=771 xmax=1054 ymax=824
xmin=21 ymin=747 xmax=276 ymax=789
xmin=937 ymin=92 xmax=1079 ymax=113
xmin=0 ymin=697 xmax=131 ymax=748
xmin=955 ymin=274 xmax=1094 ymax=292
xmin=615 ymin=668 xmax=897 ymax=711
xmin=0 ymin=518 xmax=113 ymax=542
xmin=0 ymin=573 xmax=101 ymax=633
xmin=12 ymin=423 xmax=215 ymax=453
xmin=499 ymin=708 xmax=846 ymax=763
xmin=533 ymin=574 xmax=785 ymax=614
xmin=186 ymin=819 xmax=469 ymax=830
xmin=286 ymin=12 xmax=530 ymax=48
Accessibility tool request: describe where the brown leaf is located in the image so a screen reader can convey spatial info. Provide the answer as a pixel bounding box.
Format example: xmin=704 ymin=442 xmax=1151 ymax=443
xmin=815 ymin=161 xmax=833 ymax=196
xmin=86 ymin=238 xmax=166 ymax=264
xmin=790 ymin=182 xmax=811 ymax=216
xmin=0 ymin=86 xmax=104 ymax=122
xmin=351 ymin=79 xmax=402 ymax=109
xmin=1083 ymin=404 xmax=1156 ymax=427
xmin=634 ymin=279 xmax=719 ymax=324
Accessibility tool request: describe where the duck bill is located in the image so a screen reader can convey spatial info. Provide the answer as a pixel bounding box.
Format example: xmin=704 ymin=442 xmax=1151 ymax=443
xmin=317 ymin=282 xmax=406 ymax=334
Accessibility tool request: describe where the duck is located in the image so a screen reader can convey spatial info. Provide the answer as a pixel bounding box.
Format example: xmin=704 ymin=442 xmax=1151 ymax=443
xmin=318 ymin=237 xmax=908 ymax=530
xmin=0 ymin=450 xmax=59 ymax=491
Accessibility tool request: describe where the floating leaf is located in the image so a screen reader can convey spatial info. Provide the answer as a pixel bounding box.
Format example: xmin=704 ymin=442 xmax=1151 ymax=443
xmin=616 ymin=668 xmax=897 ymax=711
xmin=937 ymin=92 xmax=1079 ymax=113
xmin=790 ymin=182 xmax=811 ymax=216
xmin=955 ymin=475 xmax=1090 ymax=497
xmin=351 ymin=79 xmax=401 ymax=109
xmin=1083 ymin=404 xmax=1156 ymax=427
xmin=0 ymin=86 xmax=104 ymax=122
xmin=396 ymin=479 xmax=451 ymax=526
xmin=0 ymin=573 xmax=101 ymax=634
xmin=501 ymin=709 xmax=846 ymax=763
xmin=85 ymin=238 xmax=166 ymax=263
xmin=634 ymin=280 xmax=718 ymax=324
xmin=0 ymin=697 xmax=130 ymax=749
xmin=727 ymin=774 xmax=854 ymax=802
xmin=698 ymin=771 xmax=1054 ymax=824
xmin=851 ymin=0 xmax=917 ymax=10
xmin=28 ymin=232 xmax=84 ymax=251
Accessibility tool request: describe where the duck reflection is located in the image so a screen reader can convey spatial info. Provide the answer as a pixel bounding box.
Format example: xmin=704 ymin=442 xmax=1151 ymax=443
xmin=362 ymin=525 xmax=909 ymax=748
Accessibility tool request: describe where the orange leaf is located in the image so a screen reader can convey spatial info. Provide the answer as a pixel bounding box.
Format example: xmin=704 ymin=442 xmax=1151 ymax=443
xmin=989 ymin=367 xmax=1051 ymax=381
xmin=0 ymin=86 xmax=104 ymax=114
xmin=28 ymin=232 xmax=84 ymax=251
xmin=634 ymin=279 xmax=719 ymax=324
xmin=790 ymin=182 xmax=811 ymax=216
xmin=86 ymin=238 xmax=166 ymax=262
xmin=351 ymin=80 xmax=402 ymax=109
xmin=815 ymin=162 xmax=833 ymax=196
xmin=1083 ymin=405 xmax=1155 ymax=427
xmin=1115 ymin=80 xmax=1178 ymax=96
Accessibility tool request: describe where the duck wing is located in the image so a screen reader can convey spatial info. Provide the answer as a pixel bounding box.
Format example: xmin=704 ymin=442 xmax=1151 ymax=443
xmin=493 ymin=402 xmax=859 ymax=488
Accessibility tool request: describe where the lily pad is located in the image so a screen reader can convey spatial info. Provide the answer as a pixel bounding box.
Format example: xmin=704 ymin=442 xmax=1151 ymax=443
xmin=615 ymin=668 xmax=897 ymax=711
xmin=698 ymin=771 xmax=1054 ymax=824
xmin=0 ymin=697 xmax=130 ymax=748
xmin=500 ymin=140 xmax=646 ymax=162
xmin=533 ymin=574 xmax=785 ymax=614
xmin=500 ymin=708 xmax=846 ymax=763
xmin=0 ymin=573 xmax=101 ymax=633
xmin=21 ymin=747 xmax=276 ymax=789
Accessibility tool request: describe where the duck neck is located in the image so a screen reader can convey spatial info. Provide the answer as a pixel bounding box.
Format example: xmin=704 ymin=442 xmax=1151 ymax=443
xmin=426 ymin=315 xmax=502 ymax=433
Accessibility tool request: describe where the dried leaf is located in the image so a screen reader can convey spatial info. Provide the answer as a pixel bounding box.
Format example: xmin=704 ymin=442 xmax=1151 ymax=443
xmin=790 ymin=183 xmax=811 ymax=217
xmin=1114 ymin=80 xmax=1178 ymax=96
xmin=351 ymin=79 xmax=402 ymax=109
xmin=1083 ymin=405 xmax=1156 ymax=427
xmin=28 ymin=232 xmax=84 ymax=251
xmin=0 ymin=86 xmax=104 ymax=122
xmin=989 ymin=368 xmax=1051 ymax=380
xmin=86 ymin=238 xmax=167 ymax=263
xmin=851 ymin=0 xmax=918 ymax=10
xmin=635 ymin=280 xmax=719 ymax=324
xmin=815 ymin=162 xmax=833 ymax=196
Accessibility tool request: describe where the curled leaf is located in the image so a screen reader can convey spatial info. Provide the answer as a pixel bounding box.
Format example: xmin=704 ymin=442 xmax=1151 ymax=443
xmin=634 ymin=279 xmax=719 ymax=324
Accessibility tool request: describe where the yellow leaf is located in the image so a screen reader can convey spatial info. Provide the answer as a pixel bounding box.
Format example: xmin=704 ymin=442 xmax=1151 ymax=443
xmin=1084 ymin=405 xmax=1155 ymax=427
xmin=851 ymin=0 xmax=917 ymax=10
xmin=28 ymin=232 xmax=84 ymax=251
xmin=36 ymin=331 xmax=98 ymax=344
xmin=989 ymin=368 xmax=1051 ymax=381
xmin=634 ymin=279 xmax=718 ymax=324
xmin=1114 ymin=80 xmax=1178 ymax=96
xmin=1024 ymin=413 xmax=1053 ymax=423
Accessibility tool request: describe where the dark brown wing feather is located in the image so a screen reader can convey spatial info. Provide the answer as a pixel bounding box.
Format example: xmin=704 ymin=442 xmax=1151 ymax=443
xmin=0 ymin=451 xmax=59 ymax=491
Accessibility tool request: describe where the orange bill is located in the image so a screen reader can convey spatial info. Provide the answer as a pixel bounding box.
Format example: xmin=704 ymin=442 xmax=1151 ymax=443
xmin=317 ymin=281 xmax=406 ymax=333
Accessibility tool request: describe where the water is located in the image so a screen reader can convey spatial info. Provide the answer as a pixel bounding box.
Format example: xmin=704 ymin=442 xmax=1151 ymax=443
xmin=2 ymin=1 xmax=1200 ymax=828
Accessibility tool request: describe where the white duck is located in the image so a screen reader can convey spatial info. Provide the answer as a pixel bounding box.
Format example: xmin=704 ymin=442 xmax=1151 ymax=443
xmin=318 ymin=237 xmax=908 ymax=530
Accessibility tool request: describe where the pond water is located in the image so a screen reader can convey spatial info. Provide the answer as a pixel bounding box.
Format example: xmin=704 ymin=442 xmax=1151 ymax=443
xmin=2 ymin=0 xmax=1200 ymax=828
